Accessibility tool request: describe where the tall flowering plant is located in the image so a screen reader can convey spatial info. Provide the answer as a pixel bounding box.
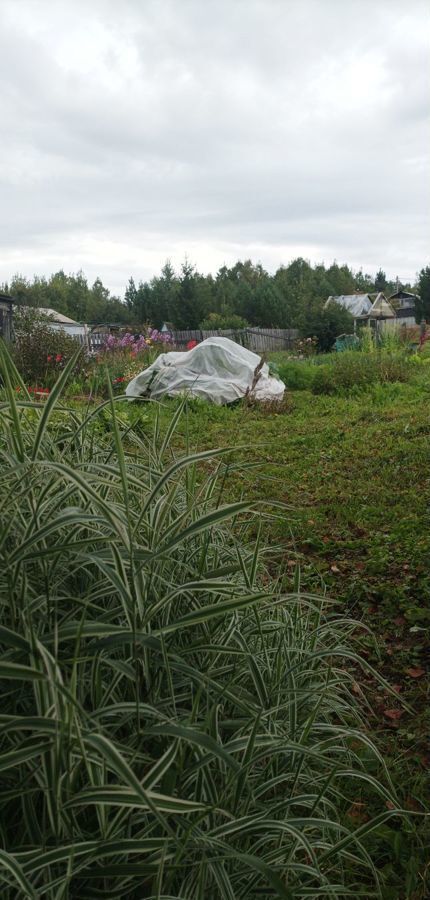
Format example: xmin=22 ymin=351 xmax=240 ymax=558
xmin=96 ymin=327 xmax=173 ymax=393
xmin=101 ymin=328 xmax=172 ymax=354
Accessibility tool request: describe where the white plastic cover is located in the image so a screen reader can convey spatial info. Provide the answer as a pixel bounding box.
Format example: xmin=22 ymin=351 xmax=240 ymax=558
xmin=125 ymin=336 xmax=285 ymax=405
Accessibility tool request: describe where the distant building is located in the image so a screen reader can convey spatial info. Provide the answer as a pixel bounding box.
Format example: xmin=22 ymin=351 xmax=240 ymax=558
xmin=22 ymin=307 xmax=89 ymax=340
xmin=0 ymin=292 xmax=14 ymax=341
xmin=388 ymin=290 xmax=419 ymax=327
xmin=325 ymin=292 xmax=395 ymax=328
xmin=368 ymin=293 xmax=396 ymax=320
xmin=325 ymin=293 xmax=373 ymax=319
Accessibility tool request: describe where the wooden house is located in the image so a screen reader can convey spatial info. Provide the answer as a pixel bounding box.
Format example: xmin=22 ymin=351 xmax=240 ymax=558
xmin=325 ymin=292 xmax=395 ymax=330
xmin=388 ymin=290 xmax=419 ymax=327
xmin=0 ymin=292 xmax=14 ymax=341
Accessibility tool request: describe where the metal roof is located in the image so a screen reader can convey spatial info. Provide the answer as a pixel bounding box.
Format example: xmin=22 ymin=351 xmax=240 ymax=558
xmin=325 ymin=294 xmax=372 ymax=317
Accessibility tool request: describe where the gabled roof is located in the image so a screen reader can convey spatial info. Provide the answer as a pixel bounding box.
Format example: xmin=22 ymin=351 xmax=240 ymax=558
xmin=22 ymin=306 xmax=79 ymax=324
xmin=39 ymin=307 xmax=78 ymax=324
xmin=369 ymin=293 xmax=395 ymax=318
xmin=325 ymin=293 xmax=372 ymax=317
xmin=388 ymin=289 xmax=419 ymax=301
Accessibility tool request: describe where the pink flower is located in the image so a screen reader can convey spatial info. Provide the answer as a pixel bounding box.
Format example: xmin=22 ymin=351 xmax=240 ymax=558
xmin=47 ymin=355 xmax=52 ymax=362
xmin=55 ymin=354 xmax=62 ymax=362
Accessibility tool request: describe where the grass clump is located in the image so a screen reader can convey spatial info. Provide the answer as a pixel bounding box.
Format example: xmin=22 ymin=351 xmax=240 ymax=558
xmin=0 ymin=343 xmax=406 ymax=898
xmin=276 ymin=359 xmax=317 ymax=391
xmin=312 ymin=351 xmax=414 ymax=395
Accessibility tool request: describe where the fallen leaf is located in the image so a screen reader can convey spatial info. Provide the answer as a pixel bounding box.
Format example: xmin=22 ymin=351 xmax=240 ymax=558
xmin=384 ymin=708 xmax=404 ymax=721
xmin=330 ymin=564 xmax=340 ymax=573
xmin=405 ymin=667 xmax=425 ymax=678
xmin=385 ymin=800 xmax=396 ymax=811
xmin=347 ymin=801 xmax=369 ymax=822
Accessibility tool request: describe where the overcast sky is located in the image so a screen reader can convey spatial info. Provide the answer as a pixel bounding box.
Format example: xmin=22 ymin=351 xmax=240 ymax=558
xmin=1 ymin=0 xmax=428 ymax=296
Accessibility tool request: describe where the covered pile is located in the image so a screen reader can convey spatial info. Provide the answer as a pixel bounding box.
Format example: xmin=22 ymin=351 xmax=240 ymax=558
xmin=126 ymin=336 xmax=285 ymax=404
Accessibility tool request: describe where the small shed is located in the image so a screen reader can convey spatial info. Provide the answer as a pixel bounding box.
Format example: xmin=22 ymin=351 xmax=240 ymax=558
xmin=0 ymin=292 xmax=14 ymax=341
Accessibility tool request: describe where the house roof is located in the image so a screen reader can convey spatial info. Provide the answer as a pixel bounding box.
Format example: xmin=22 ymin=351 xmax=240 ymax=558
xmin=325 ymin=293 xmax=372 ymax=317
xmin=369 ymin=293 xmax=395 ymax=318
xmin=40 ymin=308 xmax=79 ymax=324
xmin=0 ymin=292 xmax=14 ymax=304
xmin=29 ymin=307 xmax=79 ymax=324
xmin=388 ymin=289 xmax=419 ymax=301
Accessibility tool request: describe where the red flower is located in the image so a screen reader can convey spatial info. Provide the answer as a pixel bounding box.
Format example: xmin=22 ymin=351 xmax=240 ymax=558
xmin=187 ymin=339 xmax=198 ymax=350
xmin=47 ymin=355 xmax=52 ymax=362
xmin=55 ymin=354 xmax=62 ymax=362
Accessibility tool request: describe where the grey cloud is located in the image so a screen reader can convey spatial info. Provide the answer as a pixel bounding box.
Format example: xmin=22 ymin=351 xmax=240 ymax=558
xmin=0 ymin=0 xmax=428 ymax=294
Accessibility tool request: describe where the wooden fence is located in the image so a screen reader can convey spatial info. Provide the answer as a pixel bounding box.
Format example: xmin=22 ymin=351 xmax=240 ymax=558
xmin=167 ymin=328 xmax=299 ymax=352
xmin=75 ymin=327 xmax=299 ymax=354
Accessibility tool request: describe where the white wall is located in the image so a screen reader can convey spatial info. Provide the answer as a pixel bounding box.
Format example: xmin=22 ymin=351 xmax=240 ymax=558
xmin=48 ymin=322 xmax=88 ymax=338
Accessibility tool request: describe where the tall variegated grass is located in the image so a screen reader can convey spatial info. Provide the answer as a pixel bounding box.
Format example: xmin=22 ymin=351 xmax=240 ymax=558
xmin=0 ymin=343 xmax=404 ymax=899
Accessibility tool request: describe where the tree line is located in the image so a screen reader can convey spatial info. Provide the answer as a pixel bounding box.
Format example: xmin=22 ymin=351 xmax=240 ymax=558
xmin=2 ymin=259 xmax=429 ymax=347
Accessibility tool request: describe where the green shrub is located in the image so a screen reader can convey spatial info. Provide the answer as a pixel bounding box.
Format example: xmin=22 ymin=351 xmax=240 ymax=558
xmin=0 ymin=345 xmax=404 ymax=899
xmin=12 ymin=307 xmax=82 ymax=385
xmin=305 ymin=305 xmax=355 ymax=352
xmin=312 ymin=351 xmax=413 ymax=395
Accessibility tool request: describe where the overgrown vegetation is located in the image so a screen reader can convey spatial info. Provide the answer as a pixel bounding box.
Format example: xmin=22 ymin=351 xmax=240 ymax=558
xmin=11 ymin=314 xmax=170 ymax=397
xmin=311 ymin=351 xmax=414 ymax=395
xmin=0 ymin=344 xmax=418 ymax=898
